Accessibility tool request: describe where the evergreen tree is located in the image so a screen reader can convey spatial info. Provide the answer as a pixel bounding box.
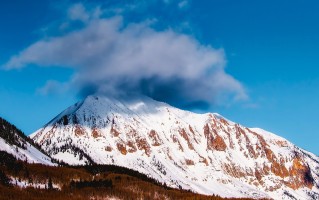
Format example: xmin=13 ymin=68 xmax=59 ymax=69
xmin=48 ymin=177 xmax=53 ymax=190
xmin=0 ymin=170 xmax=10 ymax=186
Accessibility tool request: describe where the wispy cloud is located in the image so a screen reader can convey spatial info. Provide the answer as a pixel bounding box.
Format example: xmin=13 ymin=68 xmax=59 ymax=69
xmin=178 ymin=0 xmax=189 ymax=9
xmin=3 ymin=2 xmax=247 ymax=109
xmin=68 ymin=3 xmax=90 ymax=22
xmin=36 ymin=80 xmax=69 ymax=95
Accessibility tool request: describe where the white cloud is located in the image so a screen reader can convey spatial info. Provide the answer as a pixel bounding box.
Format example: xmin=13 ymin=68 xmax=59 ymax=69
xmin=3 ymin=4 xmax=247 ymax=108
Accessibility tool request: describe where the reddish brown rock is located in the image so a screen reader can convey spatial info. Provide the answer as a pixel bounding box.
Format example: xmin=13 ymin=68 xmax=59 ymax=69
xmin=92 ymin=128 xmax=102 ymax=138
xmin=179 ymin=128 xmax=194 ymax=150
xmin=74 ymin=125 xmax=85 ymax=137
xmin=203 ymin=124 xmax=214 ymax=150
xmin=172 ymin=135 xmax=184 ymax=152
xmin=223 ymin=129 xmax=235 ymax=149
xmin=204 ymin=124 xmax=226 ymax=151
xmin=148 ymin=130 xmax=162 ymax=146
xmin=185 ymin=159 xmax=194 ymax=165
xmin=223 ymin=163 xmax=246 ymax=178
xmin=285 ymin=156 xmax=314 ymax=189
xmin=116 ymin=143 xmax=127 ymax=155
xmin=127 ymin=141 xmax=137 ymax=153
xmin=219 ymin=118 xmax=229 ymax=126
xmin=198 ymin=155 xmax=209 ymax=166
xmin=136 ymin=137 xmax=151 ymax=156
xmin=211 ymin=134 xmax=227 ymax=151
xmin=111 ymin=126 xmax=120 ymax=137
xmin=276 ymin=140 xmax=288 ymax=147
xmin=105 ymin=146 xmax=112 ymax=152
xmin=188 ymin=125 xmax=198 ymax=143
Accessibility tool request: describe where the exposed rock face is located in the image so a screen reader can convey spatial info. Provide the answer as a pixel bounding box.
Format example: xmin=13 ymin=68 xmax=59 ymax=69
xmin=287 ymin=156 xmax=314 ymax=189
xmin=148 ymin=130 xmax=162 ymax=146
xmin=31 ymin=95 xmax=319 ymax=199
xmin=211 ymin=134 xmax=227 ymax=151
xmin=116 ymin=142 xmax=127 ymax=155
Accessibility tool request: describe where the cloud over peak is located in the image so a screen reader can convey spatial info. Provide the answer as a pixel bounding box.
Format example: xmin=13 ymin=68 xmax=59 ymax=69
xmin=3 ymin=3 xmax=247 ymax=109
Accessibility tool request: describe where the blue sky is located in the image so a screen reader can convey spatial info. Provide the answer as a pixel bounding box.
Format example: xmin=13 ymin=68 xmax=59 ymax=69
xmin=1 ymin=0 xmax=319 ymax=155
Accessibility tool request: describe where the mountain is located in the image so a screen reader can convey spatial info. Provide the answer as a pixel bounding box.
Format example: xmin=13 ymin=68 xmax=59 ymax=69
xmin=0 ymin=117 xmax=241 ymax=200
xmin=31 ymin=95 xmax=319 ymax=199
xmin=0 ymin=117 xmax=53 ymax=165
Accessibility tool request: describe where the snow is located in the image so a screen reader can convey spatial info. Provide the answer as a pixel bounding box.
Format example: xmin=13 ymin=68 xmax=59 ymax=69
xmin=31 ymin=95 xmax=319 ymax=199
xmin=250 ymin=127 xmax=288 ymax=142
xmin=53 ymin=151 xmax=88 ymax=165
xmin=10 ymin=177 xmax=60 ymax=190
xmin=0 ymin=137 xmax=54 ymax=166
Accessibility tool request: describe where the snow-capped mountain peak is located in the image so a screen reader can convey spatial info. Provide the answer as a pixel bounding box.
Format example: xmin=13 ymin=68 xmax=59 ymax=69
xmin=31 ymin=95 xmax=319 ymax=199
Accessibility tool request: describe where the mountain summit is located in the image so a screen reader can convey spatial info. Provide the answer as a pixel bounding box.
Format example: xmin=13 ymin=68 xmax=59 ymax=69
xmin=31 ymin=95 xmax=319 ymax=199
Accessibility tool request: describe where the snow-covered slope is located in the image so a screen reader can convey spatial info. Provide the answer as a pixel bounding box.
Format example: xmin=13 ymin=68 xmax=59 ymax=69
xmin=0 ymin=117 xmax=54 ymax=166
xmin=31 ymin=95 xmax=319 ymax=199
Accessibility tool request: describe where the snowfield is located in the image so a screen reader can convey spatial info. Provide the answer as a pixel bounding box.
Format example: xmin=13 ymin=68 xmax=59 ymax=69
xmin=0 ymin=136 xmax=54 ymax=166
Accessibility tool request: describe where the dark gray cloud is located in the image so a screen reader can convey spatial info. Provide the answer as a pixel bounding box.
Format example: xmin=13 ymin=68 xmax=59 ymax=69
xmin=4 ymin=3 xmax=247 ymax=110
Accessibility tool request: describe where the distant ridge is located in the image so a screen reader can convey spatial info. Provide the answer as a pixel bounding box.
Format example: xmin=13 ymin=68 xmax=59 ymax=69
xmin=0 ymin=117 xmax=53 ymax=165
